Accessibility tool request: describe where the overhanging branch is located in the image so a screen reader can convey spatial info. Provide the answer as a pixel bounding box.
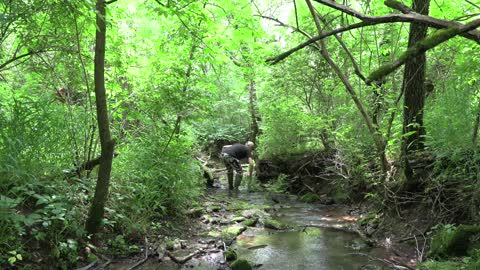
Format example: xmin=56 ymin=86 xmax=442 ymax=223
xmin=367 ymin=19 xmax=480 ymax=84
xmin=267 ymin=0 xmax=480 ymax=65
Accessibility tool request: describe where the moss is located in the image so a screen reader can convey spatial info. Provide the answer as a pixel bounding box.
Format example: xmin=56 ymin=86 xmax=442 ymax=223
xmin=242 ymin=218 xmax=257 ymax=227
xmin=229 ymin=200 xmax=271 ymax=211
xmin=418 ymin=28 xmax=459 ymax=49
xmin=263 ymin=219 xmax=290 ymax=230
xmin=225 ymin=249 xmax=237 ymax=261
xmin=166 ymin=240 xmax=176 ymax=251
xmin=87 ymin=253 xmax=98 ymax=263
xmin=207 ymin=231 xmax=221 ymax=238
xmin=299 ymin=193 xmax=320 ymax=203
xmin=222 ymin=225 xmax=247 ymax=239
xmin=232 ymin=216 xmax=246 ymax=223
xmin=429 ymin=224 xmax=480 ymax=258
xmin=240 ymin=208 xmax=269 ymax=219
xmin=367 ymin=62 xmax=396 ymax=82
xmin=231 ymin=259 xmax=253 ymax=270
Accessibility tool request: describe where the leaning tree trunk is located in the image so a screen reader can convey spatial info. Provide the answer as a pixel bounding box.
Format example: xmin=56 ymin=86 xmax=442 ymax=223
xmin=402 ymin=0 xmax=430 ymax=186
xmin=86 ymin=0 xmax=115 ymax=234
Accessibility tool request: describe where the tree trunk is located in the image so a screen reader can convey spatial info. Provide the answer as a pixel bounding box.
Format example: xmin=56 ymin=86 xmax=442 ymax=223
xmin=402 ymin=0 xmax=430 ymax=185
xmin=472 ymin=97 xmax=480 ymax=145
xmin=86 ymin=0 xmax=115 ymax=234
xmin=248 ymin=78 xmax=261 ymax=145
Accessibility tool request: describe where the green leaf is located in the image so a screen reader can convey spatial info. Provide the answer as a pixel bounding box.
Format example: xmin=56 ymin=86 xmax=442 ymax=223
xmin=402 ymin=131 xmax=417 ymax=138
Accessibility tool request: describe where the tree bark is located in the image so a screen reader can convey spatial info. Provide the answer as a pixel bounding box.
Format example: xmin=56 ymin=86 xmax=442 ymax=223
xmin=86 ymin=0 xmax=115 ymax=234
xmin=248 ymin=79 xmax=261 ymax=145
xmin=401 ymin=0 xmax=430 ymax=186
xmin=472 ymin=97 xmax=480 ymax=145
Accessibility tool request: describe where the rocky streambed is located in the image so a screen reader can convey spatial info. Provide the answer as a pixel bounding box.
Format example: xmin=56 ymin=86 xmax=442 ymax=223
xmin=106 ymin=185 xmax=414 ymax=270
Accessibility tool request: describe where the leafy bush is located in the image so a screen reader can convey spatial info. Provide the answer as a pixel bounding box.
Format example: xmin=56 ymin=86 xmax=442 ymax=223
xmin=112 ymin=129 xmax=203 ymax=231
xmin=258 ymin=95 xmax=326 ymax=159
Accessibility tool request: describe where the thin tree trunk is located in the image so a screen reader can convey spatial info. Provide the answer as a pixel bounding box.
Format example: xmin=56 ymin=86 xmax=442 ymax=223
xmin=248 ymin=79 xmax=261 ymax=145
xmin=472 ymin=97 xmax=480 ymax=145
xmin=86 ymin=0 xmax=115 ymax=234
xmin=402 ymin=0 xmax=430 ymax=185
xmin=305 ymin=0 xmax=389 ymax=174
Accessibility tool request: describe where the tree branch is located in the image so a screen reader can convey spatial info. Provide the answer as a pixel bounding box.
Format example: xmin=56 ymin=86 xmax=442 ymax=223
xmin=384 ymin=0 xmax=413 ymax=14
xmin=367 ymin=19 xmax=480 ymax=84
xmin=266 ymin=6 xmax=480 ymax=65
xmin=0 ymin=50 xmax=45 ymax=71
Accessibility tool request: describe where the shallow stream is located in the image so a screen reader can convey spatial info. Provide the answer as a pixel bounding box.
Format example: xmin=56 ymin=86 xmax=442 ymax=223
xmin=231 ymin=192 xmax=389 ymax=270
xmin=110 ymin=189 xmax=396 ymax=270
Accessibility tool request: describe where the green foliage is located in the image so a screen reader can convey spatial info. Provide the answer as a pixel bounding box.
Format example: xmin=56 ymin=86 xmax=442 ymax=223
xmin=258 ymin=95 xmax=326 ymax=158
xmin=107 ymin=235 xmax=141 ymax=256
xmin=429 ymin=224 xmax=480 ymax=258
xmin=417 ymin=260 xmax=461 ymax=270
xmin=267 ymin=174 xmax=289 ymax=193
xmin=113 ymin=129 xmax=203 ymax=224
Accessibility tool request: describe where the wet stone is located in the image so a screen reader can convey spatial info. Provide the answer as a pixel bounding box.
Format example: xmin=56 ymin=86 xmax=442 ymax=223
xmin=222 ymin=224 xmax=247 ymax=239
xmin=263 ymin=219 xmax=290 ymax=230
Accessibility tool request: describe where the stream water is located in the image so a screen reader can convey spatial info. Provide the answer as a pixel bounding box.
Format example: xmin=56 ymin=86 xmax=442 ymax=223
xmin=110 ymin=189 xmax=395 ymax=270
xmin=231 ymin=192 xmax=389 ymax=270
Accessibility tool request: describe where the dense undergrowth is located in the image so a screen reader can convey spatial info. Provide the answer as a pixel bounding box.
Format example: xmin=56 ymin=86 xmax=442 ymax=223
xmin=0 ymin=97 xmax=207 ymax=268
